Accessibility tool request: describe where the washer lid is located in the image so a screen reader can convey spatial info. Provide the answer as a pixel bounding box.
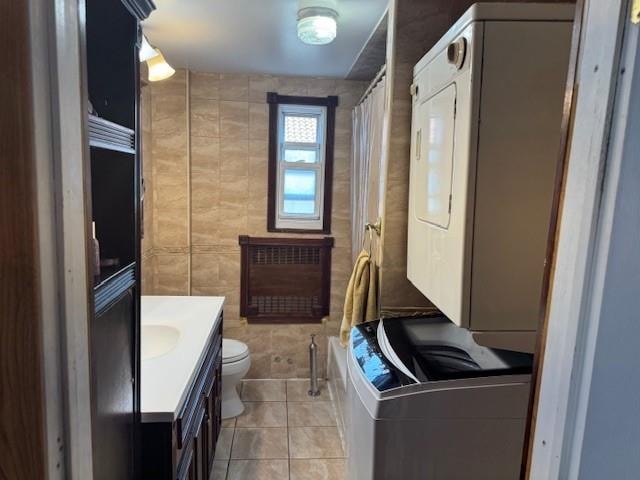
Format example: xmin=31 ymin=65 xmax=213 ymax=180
xmin=223 ymin=338 xmax=249 ymax=364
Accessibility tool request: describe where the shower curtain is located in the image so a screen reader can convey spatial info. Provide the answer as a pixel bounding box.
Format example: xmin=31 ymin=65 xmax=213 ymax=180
xmin=351 ymin=75 xmax=386 ymax=264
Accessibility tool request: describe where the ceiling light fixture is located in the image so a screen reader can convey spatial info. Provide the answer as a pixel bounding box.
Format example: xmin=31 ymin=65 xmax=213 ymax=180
xmin=139 ymin=34 xmax=175 ymax=82
xmin=139 ymin=34 xmax=159 ymax=62
xmin=297 ymin=5 xmax=339 ymax=45
xmin=146 ymin=49 xmax=176 ymax=82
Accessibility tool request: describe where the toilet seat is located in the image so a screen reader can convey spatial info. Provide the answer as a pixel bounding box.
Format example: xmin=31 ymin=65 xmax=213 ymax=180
xmin=222 ymin=339 xmax=249 ymax=364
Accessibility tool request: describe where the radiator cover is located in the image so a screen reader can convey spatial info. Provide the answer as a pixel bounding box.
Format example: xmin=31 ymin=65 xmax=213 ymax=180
xmin=239 ymin=236 xmax=334 ymax=323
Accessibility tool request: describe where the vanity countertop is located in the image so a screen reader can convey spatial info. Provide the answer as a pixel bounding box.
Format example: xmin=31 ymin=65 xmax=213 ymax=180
xmin=141 ymin=295 xmax=224 ymax=423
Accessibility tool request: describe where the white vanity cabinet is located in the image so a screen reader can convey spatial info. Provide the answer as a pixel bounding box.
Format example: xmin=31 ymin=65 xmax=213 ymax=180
xmin=140 ymin=296 xmax=224 ymax=480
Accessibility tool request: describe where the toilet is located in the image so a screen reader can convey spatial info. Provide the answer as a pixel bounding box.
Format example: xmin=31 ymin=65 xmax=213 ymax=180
xmin=221 ymin=339 xmax=251 ymax=419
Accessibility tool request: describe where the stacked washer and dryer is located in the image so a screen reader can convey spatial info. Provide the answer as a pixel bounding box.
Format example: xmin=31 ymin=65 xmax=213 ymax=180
xmin=347 ymin=3 xmax=574 ymax=479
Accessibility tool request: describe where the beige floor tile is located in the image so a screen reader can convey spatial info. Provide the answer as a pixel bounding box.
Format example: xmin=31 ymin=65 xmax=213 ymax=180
xmin=241 ymin=379 xmax=287 ymax=401
xmin=288 ymin=427 xmax=344 ymax=459
xmin=289 ymin=459 xmax=346 ymax=480
xmin=231 ymin=427 xmax=289 ymax=459
xmin=236 ymin=402 xmax=287 ymax=428
xmin=287 ymin=379 xmax=330 ymax=402
xmin=287 ymin=402 xmax=337 ymax=427
xmin=209 ymin=460 xmax=229 ymax=480
xmin=226 ymin=460 xmax=289 ymax=480
xmin=214 ymin=428 xmax=235 ymax=461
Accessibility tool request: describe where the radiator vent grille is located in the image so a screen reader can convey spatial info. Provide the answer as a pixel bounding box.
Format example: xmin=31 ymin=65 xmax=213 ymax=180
xmin=239 ymin=236 xmax=334 ymax=323
xmin=251 ymin=246 xmax=321 ymax=265
xmin=250 ymin=296 xmax=322 ymax=315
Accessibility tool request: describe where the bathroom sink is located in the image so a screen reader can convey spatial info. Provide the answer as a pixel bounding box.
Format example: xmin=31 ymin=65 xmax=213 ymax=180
xmin=141 ymin=325 xmax=180 ymax=360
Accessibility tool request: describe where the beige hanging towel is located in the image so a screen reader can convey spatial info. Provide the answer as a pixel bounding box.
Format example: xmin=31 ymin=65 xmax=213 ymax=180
xmin=340 ymin=249 xmax=378 ymax=347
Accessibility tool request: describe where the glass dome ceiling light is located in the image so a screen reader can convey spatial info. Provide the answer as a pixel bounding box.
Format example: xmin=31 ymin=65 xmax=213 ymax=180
xmin=297 ymin=6 xmax=339 ymax=45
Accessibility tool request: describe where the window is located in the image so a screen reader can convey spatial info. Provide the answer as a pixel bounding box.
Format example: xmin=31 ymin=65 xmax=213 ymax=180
xmin=267 ymin=92 xmax=338 ymax=233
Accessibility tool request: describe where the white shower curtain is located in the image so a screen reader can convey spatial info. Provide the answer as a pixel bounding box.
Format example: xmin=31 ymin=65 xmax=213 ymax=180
xmin=351 ymin=76 xmax=387 ymax=263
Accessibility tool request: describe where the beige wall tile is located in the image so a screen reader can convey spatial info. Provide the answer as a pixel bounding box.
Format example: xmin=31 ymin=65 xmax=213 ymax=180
xmin=220 ymin=101 xmax=249 ymax=139
xmin=220 ymin=74 xmax=249 ymax=101
xmin=249 ymin=138 xmax=268 ymax=159
xmin=335 ymin=79 xmax=366 ymax=109
xmin=190 ymin=71 xmax=219 ymax=99
xmin=307 ymin=78 xmax=338 ymax=98
xmin=249 ymin=75 xmax=278 ymax=103
xmin=151 ymin=94 xmax=186 ymax=135
xmin=220 ymin=138 xmax=249 ymax=177
xmin=191 ymin=136 xmax=219 ymax=173
xmin=152 ymin=131 xmax=187 ymax=175
xmin=153 ymin=254 xmax=188 ymax=295
xmin=154 ymin=173 xmax=188 ymax=212
xmin=150 ymin=68 xmax=186 ymax=97
xmin=191 ymin=206 xmax=219 ymax=245
xmin=191 ymin=253 xmax=219 ymax=290
xmin=277 ymin=77 xmax=309 ymax=96
xmin=249 ymin=103 xmax=269 ymax=141
xmin=155 ymin=207 xmax=188 ymax=247
xmin=191 ymin=171 xmax=219 ymax=210
xmin=190 ymin=98 xmax=219 ymax=138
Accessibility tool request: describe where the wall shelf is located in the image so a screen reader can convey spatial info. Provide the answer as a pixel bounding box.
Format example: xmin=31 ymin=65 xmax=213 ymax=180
xmin=88 ymin=113 xmax=135 ymax=154
xmin=94 ymin=261 xmax=136 ymax=315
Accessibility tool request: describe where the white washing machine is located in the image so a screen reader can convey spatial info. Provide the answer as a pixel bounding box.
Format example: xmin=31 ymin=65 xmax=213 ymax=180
xmin=347 ymin=316 xmax=533 ymax=480
xmin=407 ymin=3 xmax=574 ymax=348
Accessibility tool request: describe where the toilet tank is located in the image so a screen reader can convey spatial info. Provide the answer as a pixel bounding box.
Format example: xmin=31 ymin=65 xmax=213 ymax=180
xmin=407 ymin=3 xmax=574 ymax=340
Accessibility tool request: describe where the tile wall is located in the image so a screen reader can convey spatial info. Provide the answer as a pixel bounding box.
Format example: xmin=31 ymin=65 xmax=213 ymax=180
xmin=141 ymin=70 xmax=366 ymax=378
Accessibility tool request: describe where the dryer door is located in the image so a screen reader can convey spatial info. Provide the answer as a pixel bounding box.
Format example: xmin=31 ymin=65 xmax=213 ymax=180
xmin=413 ymin=83 xmax=457 ymax=229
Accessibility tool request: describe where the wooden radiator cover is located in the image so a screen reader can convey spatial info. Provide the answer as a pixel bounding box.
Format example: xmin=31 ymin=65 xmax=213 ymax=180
xmin=239 ymin=236 xmax=334 ymax=323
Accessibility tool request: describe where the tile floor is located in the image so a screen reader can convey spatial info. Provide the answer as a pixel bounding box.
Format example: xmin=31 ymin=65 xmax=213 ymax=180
xmin=211 ymin=379 xmax=346 ymax=480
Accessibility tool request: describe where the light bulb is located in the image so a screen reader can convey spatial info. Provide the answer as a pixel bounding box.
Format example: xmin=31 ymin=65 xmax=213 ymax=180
xmin=297 ymin=7 xmax=338 ymax=45
xmin=147 ymin=49 xmax=175 ymax=82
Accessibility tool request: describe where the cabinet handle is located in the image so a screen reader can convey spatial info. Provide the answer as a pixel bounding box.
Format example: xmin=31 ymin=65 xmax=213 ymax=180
xmin=416 ymin=129 xmax=422 ymax=161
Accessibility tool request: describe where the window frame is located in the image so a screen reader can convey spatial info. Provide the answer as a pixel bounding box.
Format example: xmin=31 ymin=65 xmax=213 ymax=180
xmin=266 ymin=92 xmax=338 ymax=234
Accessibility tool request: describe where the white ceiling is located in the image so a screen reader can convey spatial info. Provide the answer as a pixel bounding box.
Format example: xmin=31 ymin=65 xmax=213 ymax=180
xmin=142 ymin=0 xmax=388 ymax=78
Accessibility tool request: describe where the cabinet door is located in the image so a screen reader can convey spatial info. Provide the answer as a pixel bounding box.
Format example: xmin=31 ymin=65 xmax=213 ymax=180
xmin=193 ymin=398 xmax=207 ymax=480
xmin=91 ymin=288 xmax=136 ymax=480
xmin=176 ymin=442 xmax=195 ymax=480
xmin=205 ymin=379 xmax=216 ymax=474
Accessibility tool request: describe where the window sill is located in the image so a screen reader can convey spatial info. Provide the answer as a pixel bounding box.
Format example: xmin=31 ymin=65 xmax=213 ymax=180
xmin=267 ymin=226 xmax=331 ymax=234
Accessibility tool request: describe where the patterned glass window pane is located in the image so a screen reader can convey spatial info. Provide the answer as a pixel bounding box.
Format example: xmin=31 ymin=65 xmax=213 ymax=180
xmin=283 ymin=148 xmax=318 ymax=163
xmin=284 ymin=115 xmax=318 ymax=143
xmin=283 ymin=169 xmax=317 ymax=215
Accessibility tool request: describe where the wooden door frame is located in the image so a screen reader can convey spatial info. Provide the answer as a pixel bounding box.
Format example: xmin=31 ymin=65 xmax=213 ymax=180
xmin=1 ymin=2 xmax=49 ymax=478
xmin=525 ymin=0 xmax=639 ymax=477
xmin=1 ymin=0 xmax=94 ymax=478
xmin=520 ymin=0 xmax=586 ymax=476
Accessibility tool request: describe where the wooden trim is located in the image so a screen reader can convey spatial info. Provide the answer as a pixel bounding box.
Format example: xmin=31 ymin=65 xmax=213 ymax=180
xmin=239 ymin=235 xmax=335 ymax=247
xmin=267 ymin=98 xmax=279 ymax=232
xmin=121 ymin=0 xmax=156 ymax=21
xmin=266 ymin=92 xmax=338 ymax=234
xmin=521 ymin=1 xmax=585 ymax=478
xmin=246 ymin=317 xmax=326 ymax=325
xmin=0 ymin=1 xmax=47 ymax=478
